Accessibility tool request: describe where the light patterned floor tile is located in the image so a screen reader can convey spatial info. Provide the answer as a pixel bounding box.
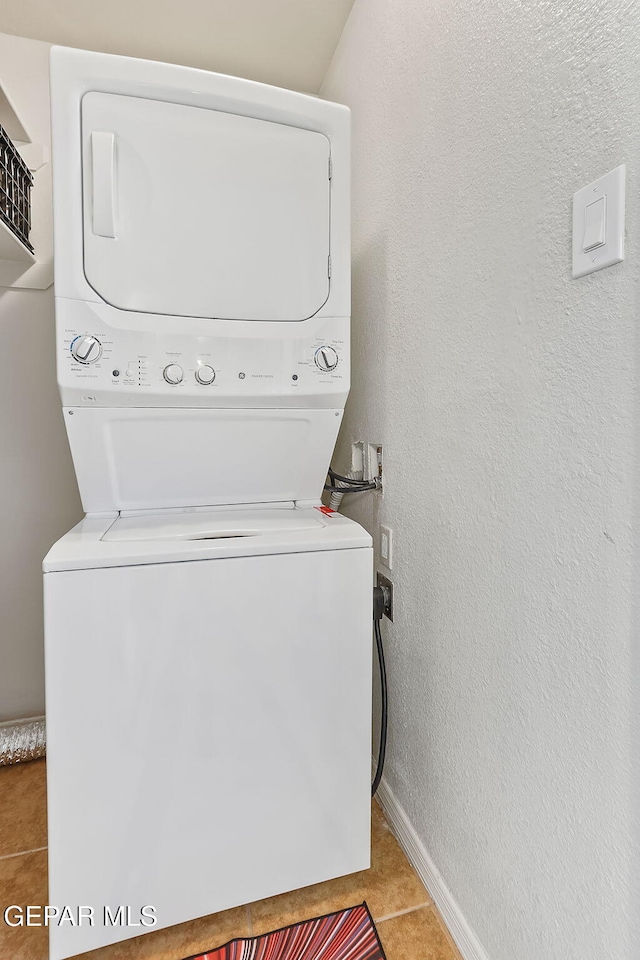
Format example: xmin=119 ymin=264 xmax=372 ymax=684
xmin=376 ymin=906 xmax=461 ymax=960
xmin=0 ymin=848 xmax=48 ymax=960
xmin=0 ymin=758 xmax=47 ymax=858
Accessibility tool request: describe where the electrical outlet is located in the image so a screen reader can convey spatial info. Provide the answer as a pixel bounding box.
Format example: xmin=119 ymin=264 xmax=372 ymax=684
xmin=376 ymin=572 xmax=393 ymax=621
xmin=380 ymin=524 xmax=393 ymax=569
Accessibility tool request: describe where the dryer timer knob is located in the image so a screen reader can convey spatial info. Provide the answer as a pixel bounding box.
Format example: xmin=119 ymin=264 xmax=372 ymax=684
xmin=70 ymin=335 xmax=102 ymax=364
xmin=314 ymin=346 xmax=339 ymax=372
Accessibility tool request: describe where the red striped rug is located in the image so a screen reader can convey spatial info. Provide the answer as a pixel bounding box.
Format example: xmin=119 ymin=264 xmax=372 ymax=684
xmin=185 ymin=903 xmax=386 ymax=960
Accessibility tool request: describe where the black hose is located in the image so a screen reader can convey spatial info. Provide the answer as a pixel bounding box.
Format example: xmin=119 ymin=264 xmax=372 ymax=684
xmin=371 ymin=617 xmax=388 ymax=797
xmin=328 ymin=468 xmax=370 ymax=485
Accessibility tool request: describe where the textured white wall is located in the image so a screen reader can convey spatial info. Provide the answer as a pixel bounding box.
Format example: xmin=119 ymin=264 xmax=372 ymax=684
xmin=0 ymin=33 xmax=82 ymax=720
xmin=322 ymin=3 xmax=636 ymax=959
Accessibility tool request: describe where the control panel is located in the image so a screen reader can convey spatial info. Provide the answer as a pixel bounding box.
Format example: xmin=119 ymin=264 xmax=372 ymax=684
xmin=57 ymin=306 xmax=349 ymax=409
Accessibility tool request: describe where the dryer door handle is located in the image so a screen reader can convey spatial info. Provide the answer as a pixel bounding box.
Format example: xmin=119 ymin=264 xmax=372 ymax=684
xmin=91 ymin=131 xmax=117 ymax=238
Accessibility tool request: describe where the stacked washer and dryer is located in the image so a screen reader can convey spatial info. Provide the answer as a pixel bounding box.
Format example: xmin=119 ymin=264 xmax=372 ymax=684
xmin=43 ymin=47 xmax=373 ymax=960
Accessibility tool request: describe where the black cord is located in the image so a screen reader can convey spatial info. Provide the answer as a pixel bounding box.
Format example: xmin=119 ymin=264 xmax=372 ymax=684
xmin=328 ymin=468 xmax=370 ymax=485
xmin=324 ymin=482 xmax=378 ymax=493
xmin=325 ymin=467 xmax=379 ymax=496
xmin=371 ymin=616 xmax=388 ymax=797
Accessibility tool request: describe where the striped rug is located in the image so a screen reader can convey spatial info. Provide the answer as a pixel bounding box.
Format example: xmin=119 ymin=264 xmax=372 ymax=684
xmin=185 ymin=903 xmax=386 ymax=960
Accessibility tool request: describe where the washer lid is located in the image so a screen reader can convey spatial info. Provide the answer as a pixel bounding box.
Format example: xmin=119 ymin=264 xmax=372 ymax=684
xmin=102 ymin=507 xmax=323 ymax=542
xmin=43 ymin=508 xmax=372 ymax=572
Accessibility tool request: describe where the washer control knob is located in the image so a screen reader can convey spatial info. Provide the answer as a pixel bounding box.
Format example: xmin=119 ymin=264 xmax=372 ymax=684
xmin=195 ymin=364 xmax=215 ymax=385
xmin=314 ymin=346 xmax=339 ymax=372
xmin=163 ymin=363 xmax=184 ymax=385
xmin=70 ymin=335 xmax=102 ymax=364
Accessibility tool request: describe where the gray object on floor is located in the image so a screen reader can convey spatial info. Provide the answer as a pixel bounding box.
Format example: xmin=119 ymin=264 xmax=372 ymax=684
xmin=0 ymin=716 xmax=46 ymax=765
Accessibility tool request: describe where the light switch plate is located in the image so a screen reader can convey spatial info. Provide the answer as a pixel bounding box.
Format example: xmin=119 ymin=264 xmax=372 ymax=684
xmin=572 ymin=164 xmax=625 ymax=278
xmin=380 ymin=524 xmax=393 ymax=569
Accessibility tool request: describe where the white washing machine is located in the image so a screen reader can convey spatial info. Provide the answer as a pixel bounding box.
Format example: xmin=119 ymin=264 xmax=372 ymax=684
xmin=43 ymin=47 xmax=373 ymax=960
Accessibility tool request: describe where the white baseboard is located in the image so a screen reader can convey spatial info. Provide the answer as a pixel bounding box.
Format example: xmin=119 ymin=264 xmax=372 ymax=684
xmin=375 ymin=775 xmax=490 ymax=960
xmin=0 ymin=714 xmax=45 ymax=728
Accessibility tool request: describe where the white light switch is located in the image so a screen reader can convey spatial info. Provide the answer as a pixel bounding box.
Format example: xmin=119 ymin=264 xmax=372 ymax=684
xmin=572 ymin=165 xmax=625 ymax=278
xmin=583 ymin=196 xmax=605 ymax=251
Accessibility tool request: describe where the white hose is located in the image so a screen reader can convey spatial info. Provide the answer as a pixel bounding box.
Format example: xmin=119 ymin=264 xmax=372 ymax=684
xmin=329 ymin=469 xmax=364 ymax=511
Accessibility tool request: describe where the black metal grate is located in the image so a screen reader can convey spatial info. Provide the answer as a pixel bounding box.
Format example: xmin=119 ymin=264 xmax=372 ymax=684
xmin=0 ymin=123 xmax=33 ymax=252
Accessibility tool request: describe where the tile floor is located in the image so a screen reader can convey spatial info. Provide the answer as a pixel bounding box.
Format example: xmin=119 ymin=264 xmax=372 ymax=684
xmin=0 ymin=759 xmax=461 ymax=960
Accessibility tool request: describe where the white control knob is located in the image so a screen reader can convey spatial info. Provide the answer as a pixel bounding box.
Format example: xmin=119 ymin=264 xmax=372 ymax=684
xmin=314 ymin=346 xmax=339 ymax=372
xmin=195 ymin=364 xmax=215 ymax=385
xmin=163 ymin=363 xmax=184 ymax=385
xmin=70 ymin=335 xmax=102 ymax=364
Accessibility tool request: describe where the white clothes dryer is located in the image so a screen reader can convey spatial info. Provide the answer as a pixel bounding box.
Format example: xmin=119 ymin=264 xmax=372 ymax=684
xmin=44 ymin=47 xmax=373 ymax=960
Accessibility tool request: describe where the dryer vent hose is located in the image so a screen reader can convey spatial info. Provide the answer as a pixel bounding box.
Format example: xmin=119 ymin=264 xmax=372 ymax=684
xmin=0 ymin=717 xmax=46 ymax=765
xmin=328 ymin=469 xmax=365 ymax=511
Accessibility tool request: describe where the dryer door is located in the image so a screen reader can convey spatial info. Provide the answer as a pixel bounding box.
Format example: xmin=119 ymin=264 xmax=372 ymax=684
xmin=81 ymin=92 xmax=331 ymax=321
